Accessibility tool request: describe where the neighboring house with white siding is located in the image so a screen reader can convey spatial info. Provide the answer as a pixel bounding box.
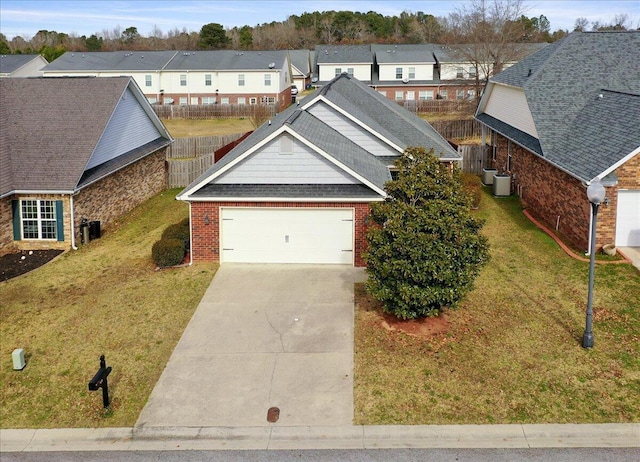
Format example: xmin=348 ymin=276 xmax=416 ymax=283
xmin=0 ymin=77 xmax=173 ymax=255
xmin=475 ymin=31 xmax=640 ymax=251
xmin=42 ymin=50 xmax=294 ymax=110
xmin=177 ymin=74 xmax=461 ymax=266
xmin=0 ymin=54 xmax=48 ymax=77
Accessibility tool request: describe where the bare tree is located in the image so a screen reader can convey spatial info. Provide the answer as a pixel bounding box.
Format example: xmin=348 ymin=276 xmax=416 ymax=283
xmin=447 ymin=0 xmax=530 ymax=100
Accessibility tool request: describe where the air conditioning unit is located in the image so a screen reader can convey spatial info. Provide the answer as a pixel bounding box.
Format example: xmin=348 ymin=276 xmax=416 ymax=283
xmin=12 ymin=349 xmax=25 ymax=370
xmin=482 ymin=168 xmax=498 ymax=185
xmin=493 ymin=174 xmax=511 ymax=197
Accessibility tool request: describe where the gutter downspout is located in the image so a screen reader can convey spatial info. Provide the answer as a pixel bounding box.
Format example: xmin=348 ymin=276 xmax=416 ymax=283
xmin=187 ymin=202 xmax=193 ymax=266
xmin=69 ymin=194 xmax=78 ymax=250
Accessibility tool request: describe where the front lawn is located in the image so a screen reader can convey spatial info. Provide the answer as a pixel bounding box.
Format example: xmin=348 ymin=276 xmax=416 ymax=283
xmin=355 ymin=189 xmax=640 ymax=424
xmin=0 ymin=189 xmax=217 ymax=428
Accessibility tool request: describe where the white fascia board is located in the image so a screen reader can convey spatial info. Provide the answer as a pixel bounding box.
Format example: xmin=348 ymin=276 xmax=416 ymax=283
xmin=284 ymin=126 xmax=388 ymax=197
xmin=177 ymin=126 xmax=290 ymax=200
xmin=301 ymin=95 xmax=404 ymax=154
xmin=596 ymin=146 xmax=640 ymax=181
xmin=182 ymin=196 xmax=383 ymax=203
xmin=475 ymin=81 xmax=494 ymax=115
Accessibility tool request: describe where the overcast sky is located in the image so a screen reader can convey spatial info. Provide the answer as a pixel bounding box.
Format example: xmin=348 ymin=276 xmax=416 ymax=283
xmin=1 ymin=0 xmax=638 ymax=40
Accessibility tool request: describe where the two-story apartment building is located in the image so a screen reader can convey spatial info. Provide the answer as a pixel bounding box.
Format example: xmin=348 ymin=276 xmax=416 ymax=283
xmin=42 ymin=50 xmax=294 ymax=110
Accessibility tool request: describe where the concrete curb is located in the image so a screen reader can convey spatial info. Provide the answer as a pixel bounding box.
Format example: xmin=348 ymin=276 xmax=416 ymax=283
xmin=2 ymin=424 xmax=639 ymax=452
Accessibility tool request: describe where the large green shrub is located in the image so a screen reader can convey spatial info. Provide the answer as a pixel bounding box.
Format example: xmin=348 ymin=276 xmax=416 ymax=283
xmin=161 ymin=218 xmax=190 ymax=242
xmin=152 ymin=238 xmax=185 ymax=267
xmin=364 ymin=147 xmax=490 ymax=319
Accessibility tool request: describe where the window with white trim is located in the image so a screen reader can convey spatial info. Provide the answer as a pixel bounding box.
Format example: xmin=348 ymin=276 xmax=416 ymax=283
xmin=20 ymin=199 xmax=57 ymax=240
xmin=334 ymin=67 xmax=342 ymax=76
xmin=221 ymin=97 xmax=229 ymax=105
xmin=264 ymin=74 xmax=271 ymax=86
xmin=395 ymin=90 xmax=403 ymax=100
xmin=395 ymin=67 xmax=403 ymax=79
xmin=408 ymin=67 xmax=415 ymax=79
xmin=347 ymin=67 xmax=354 ymax=76
xmin=237 ymin=97 xmax=246 ymax=105
xmin=261 ymin=96 xmax=275 ymax=104
xmin=179 ymin=97 xmax=188 ymax=105
xmin=238 ymin=74 xmax=245 ymax=86
xmin=419 ymin=90 xmax=434 ymax=100
xmin=202 ymin=96 xmax=216 ymax=105
xmin=456 ymin=89 xmax=465 ymax=100
xmin=507 ymin=140 xmax=513 ymax=171
xmin=249 ymin=97 xmax=257 ymax=105
xmin=468 ymin=67 xmax=477 ymax=78
xmin=180 ymin=74 xmax=187 ymax=86
xmin=190 ymin=97 xmax=199 ymax=105
xmin=205 ymin=74 xmax=212 ymax=86
xmin=456 ymin=67 xmax=464 ymax=78
xmin=145 ymin=75 xmax=152 ymax=87
xmin=439 ymin=89 xmax=448 ymax=100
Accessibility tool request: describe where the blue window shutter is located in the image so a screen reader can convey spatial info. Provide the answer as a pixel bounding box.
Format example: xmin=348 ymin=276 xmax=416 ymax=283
xmin=55 ymin=200 xmax=64 ymax=242
xmin=12 ymin=200 xmax=21 ymax=240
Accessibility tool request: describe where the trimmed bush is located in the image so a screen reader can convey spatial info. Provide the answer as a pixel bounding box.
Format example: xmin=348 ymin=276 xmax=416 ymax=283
xmin=462 ymin=173 xmax=482 ymax=209
xmin=161 ymin=218 xmax=190 ymax=242
xmin=152 ymin=238 xmax=185 ymax=267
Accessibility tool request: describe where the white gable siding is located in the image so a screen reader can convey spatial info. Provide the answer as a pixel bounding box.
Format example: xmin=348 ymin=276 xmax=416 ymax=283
xmin=318 ymin=63 xmax=371 ymax=82
xmin=308 ymin=101 xmax=399 ymax=156
xmin=216 ymin=133 xmax=358 ymax=184
xmin=483 ymin=84 xmax=538 ymax=138
xmin=85 ymin=87 xmax=162 ymax=169
xmin=378 ymin=63 xmax=433 ymax=81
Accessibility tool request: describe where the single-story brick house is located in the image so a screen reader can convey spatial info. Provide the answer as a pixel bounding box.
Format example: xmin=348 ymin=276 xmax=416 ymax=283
xmin=0 ymin=77 xmax=173 ymax=256
xmin=475 ymin=31 xmax=640 ymax=251
xmin=177 ymin=74 xmax=462 ymax=266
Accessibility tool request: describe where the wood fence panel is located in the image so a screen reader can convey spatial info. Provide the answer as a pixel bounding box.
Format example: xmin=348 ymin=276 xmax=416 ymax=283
xmin=458 ymin=145 xmax=491 ymax=175
xmin=153 ymin=104 xmax=276 ymax=120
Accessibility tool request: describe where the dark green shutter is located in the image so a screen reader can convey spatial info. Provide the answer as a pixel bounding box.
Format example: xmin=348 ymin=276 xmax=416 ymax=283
xmin=12 ymin=200 xmax=21 ymax=240
xmin=55 ymin=200 xmax=64 ymax=242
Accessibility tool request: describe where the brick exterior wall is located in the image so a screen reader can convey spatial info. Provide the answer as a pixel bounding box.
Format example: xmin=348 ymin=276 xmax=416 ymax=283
xmin=1 ymin=149 xmax=167 ymax=256
xmin=492 ymin=134 xmax=639 ymax=251
xmin=190 ymin=201 xmax=371 ymax=266
xmin=159 ymin=88 xmax=292 ymax=111
xmin=74 ymin=149 xmax=167 ymax=239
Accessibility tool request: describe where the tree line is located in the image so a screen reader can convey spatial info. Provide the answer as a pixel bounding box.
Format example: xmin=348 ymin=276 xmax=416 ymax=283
xmin=0 ymin=1 xmax=636 ymax=62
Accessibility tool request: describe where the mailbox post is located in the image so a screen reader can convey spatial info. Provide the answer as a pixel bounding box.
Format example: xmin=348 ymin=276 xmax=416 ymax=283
xmin=88 ymin=355 xmax=112 ymax=408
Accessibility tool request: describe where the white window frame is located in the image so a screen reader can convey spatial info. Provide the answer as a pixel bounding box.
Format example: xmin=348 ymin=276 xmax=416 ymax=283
xmin=439 ymin=90 xmax=448 ymax=100
xmin=145 ymin=74 xmax=152 ymax=87
xmin=408 ymin=67 xmax=415 ymax=79
xmin=205 ymin=74 xmax=212 ymax=86
xmin=180 ymin=74 xmax=187 ymax=86
xmin=468 ymin=67 xmax=477 ymax=78
xmin=249 ymin=97 xmax=257 ymax=105
xmin=20 ymin=199 xmax=57 ymax=240
xmin=202 ymin=96 xmax=216 ymax=105
xmin=456 ymin=67 xmax=464 ymax=79
xmin=264 ymin=74 xmax=271 ymax=86
xmin=419 ymin=90 xmax=434 ymax=101
xmin=395 ymin=67 xmax=403 ymax=79
xmin=237 ymin=96 xmax=246 ymax=105
xmin=238 ymin=74 xmax=245 ymax=86
xmin=347 ymin=67 xmax=354 ymax=76
xmin=456 ymin=89 xmax=465 ymax=100
xmin=220 ymin=97 xmax=229 ymax=105
xmin=190 ymin=96 xmax=199 ymax=105
xmin=395 ymin=90 xmax=403 ymax=101
xmin=179 ymin=96 xmax=188 ymax=105
xmin=334 ymin=67 xmax=342 ymax=76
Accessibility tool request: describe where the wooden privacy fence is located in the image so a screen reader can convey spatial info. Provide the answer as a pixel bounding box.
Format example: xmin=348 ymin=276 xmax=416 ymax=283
xmin=153 ymin=104 xmax=277 ymax=120
xmin=430 ymin=119 xmax=483 ymax=141
xmin=458 ymin=144 xmax=491 ymax=175
xmin=166 ymin=133 xmax=247 ymax=187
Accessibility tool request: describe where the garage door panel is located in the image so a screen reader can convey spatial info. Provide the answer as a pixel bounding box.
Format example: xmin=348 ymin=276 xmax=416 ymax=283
xmin=616 ymin=191 xmax=640 ymax=247
xmin=221 ymin=208 xmax=354 ymax=264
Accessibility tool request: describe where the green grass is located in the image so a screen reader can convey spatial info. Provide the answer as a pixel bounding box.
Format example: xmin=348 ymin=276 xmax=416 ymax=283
xmin=354 ymin=188 xmax=640 ymax=424
xmin=162 ymin=118 xmax=253 ymax=138
xmin=0 ymin=189 xmax=217 ymax=428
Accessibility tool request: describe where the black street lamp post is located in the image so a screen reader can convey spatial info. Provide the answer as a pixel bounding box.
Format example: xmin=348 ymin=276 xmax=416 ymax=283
xmin=583 ymin=178 xmax=606 ymax=349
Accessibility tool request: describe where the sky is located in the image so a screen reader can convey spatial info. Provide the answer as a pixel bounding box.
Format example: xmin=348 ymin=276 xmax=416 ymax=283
xmin=1 ymin=0 xmax=638 ymax=40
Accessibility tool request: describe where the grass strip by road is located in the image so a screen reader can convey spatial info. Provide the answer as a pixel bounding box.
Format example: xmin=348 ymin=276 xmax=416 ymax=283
xmin=354 ymin=189 xmax=640 ymax=424
xmin=0 ymin=189 xmax=217 ymax=428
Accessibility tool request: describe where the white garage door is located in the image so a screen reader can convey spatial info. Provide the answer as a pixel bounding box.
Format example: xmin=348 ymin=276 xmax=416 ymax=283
xmin=616 ymin=190 xmax=640 ymax=247
xmin=221 ymin=208 xmax=354 ymax=264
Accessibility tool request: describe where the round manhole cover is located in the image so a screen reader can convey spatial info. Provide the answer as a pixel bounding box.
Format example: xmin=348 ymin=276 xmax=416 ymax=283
xmin=267 ymin=406 xmax=280 ymax=423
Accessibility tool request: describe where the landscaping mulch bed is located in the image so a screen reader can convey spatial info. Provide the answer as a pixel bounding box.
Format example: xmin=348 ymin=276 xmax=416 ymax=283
xmin=0 ymin=250 xmax=64 ymax=281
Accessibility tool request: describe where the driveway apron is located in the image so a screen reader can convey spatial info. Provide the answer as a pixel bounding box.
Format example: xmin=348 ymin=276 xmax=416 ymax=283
xmin=136 ymin=264 xmax=361 ymax=428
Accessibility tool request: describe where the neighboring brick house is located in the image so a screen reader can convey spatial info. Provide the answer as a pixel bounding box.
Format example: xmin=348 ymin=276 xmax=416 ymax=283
xmin=475 ymin=31 xmax=640 ymax=251
xmin=41 ymin=50 xmax=294 ymax=110
xmin=0 ymin=77 xmax=173 ymax=256
xmin=0 ymin=54 xmax=48 ymax=77
xmin=177 ymin=74 xmax=462 ymax=266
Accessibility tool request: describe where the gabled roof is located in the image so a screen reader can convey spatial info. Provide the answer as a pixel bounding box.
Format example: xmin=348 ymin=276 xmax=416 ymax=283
xmin=163 ymin=50 xmax=288 ymax=71
xmin=433 ymin=43 xmax=548 ymax=64
xmin=476 ymin=31 xmax=640 ymax=182
xmin=315 ymin=45 xmax=373 ymax=64
xmin=289 ymin=50 xmax=312 ymax=76
xmin=372 ymin=44 xmax=436 ymax=64
xmin=0 ymin=77 xmax=172 ymax=198
xmin=178 ymin=74 xmax=460 ymax=202
xmin=43 ymin=51 xmax=180 ymax=72
xmin=0 ymin=54 xmax=47 ymax=75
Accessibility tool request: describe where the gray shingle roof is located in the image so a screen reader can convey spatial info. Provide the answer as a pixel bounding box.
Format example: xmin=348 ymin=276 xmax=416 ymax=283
xmin=191 ymin=184 xmax=380 ymax=199
xmin=43 ymin=51 xmax=179 ymax=72
xmin=0 ymin=54 xmax=45 ymax=74
xmin=289 ymin=50 xmax=312 ymax=75
xmin=0 ymin=77 xmax=170 ymax=197
xmin=179 ymin=74 xmax=461 ymax=201
xmin=479 ymin=31 xmax=640 ymax=182
xmin=315 ymin=45 xmax=373 ymax=64
xmin=164 ymin=50 xmax=287 ymax=71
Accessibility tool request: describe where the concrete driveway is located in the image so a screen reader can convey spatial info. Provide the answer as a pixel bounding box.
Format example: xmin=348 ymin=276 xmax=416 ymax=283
xmin=136 ymin=264 xmax=364 ymax=428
